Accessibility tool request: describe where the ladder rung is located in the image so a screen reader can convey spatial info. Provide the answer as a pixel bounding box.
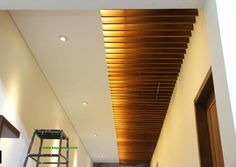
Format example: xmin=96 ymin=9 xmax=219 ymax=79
xmin=28 ymin=153 xmax=67 ymax=160
xmin=29 ymin=154 xmax=60 ymax=157
xmin=38 ymin=161 xmax=68 ymax=164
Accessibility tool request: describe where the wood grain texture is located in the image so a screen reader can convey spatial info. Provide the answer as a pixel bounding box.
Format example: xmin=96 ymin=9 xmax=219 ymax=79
xmin=100 ymin=9 xmax=198 ymax=164
xmin=195 ymin=69 xmax=225 ymax=167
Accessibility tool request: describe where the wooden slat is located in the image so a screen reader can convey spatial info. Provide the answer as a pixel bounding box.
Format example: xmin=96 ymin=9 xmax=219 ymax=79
xmin=111 ymin=89 xmax=173 ymax=93
xmin=101 ymin=9 xmax=198 ymax=17
xmin=110 ymin=87 xmax=174 ymax=90
xmin=107 ymin=63 xmax=181 ymax=68
xmin=112 ymin=100 xmax=171 ymax=103
xmin=111 ymin=91 xmax=173 ymax=95
xmin=101 ymin=9 xmax=197 ymax=164
xmin=106 ymin=53 xmax=184 ymax=59
xmin=114 ymin=114 xmax=166 ymax=117
xmin=102 ymin=16 xmax=196 ymax=24
xmin=109 ymin=81 xmax=176 ymax=86
xmin=110 ymin=86 xmax=173 ymax=89
xmin=103 ymin=31 xmax=192 ymax=38
xmin=103 ymin=24 xmax=193 ymax=31
xmin=109 ymin=70 xmax=178 ymax=74
xmin=107 ymin=59 xmax=183 ymax=64
xmin=117 ymin=143 xmax=157 ymax=149
xmin=105 ymin=43 xmax=188 ymax=48
xmin=105 ymin=48 xmax=186 ymax=54
xmin=109 ymin=78 xmax=177 ymax=81
xmin=104 ymin=37 xmax=189 ymax=43
xmin=109 ymin=73 xmax=179 ymax=77
xmin=110 ymin=86 xmax=174 ymax=89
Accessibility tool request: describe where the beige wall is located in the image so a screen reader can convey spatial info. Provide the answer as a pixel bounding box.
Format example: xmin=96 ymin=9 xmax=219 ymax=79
xmin=0 ymin=11 xmax=93 ymax=167
xmin=150 ymin=10 xmax=211 ymax=167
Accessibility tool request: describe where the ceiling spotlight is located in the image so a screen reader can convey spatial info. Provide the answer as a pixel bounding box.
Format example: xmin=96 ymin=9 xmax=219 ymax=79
xmin=101 ymin=155 xmax=104 ymax=158
xmin=93 ymin=134 xmax=98 ymax=137
xmin=59 ymin=35 xmax=67 ymax=42
xmin=82 ymin=101 xmax=88 ymax=106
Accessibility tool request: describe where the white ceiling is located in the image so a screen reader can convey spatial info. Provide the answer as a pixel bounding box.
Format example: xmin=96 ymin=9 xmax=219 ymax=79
xmin=2 ymin=0 xmax=205 ymax=9
xmin=10 ymin=2 xmax=204 ymax=162
xmin=11 ymin=10 xmax=118 ymax=163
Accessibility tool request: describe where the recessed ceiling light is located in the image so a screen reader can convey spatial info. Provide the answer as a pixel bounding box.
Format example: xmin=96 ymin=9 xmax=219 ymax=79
xmin=101 ymin=155 xmax=104 ymax=158
xmin=59 ymin=35 xmax=67 ymax=42
xmin=82 ymin=101 xmax=88 ymax=106
xmin=93 ymin=134 xmax=98 ymax=137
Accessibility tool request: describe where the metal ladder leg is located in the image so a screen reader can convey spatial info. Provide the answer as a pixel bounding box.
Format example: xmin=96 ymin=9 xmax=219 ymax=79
xmin=23 ymin=130 xmax=36 ymax=167
xmin=36 ymin=138 xmax=43 ymax=167
xmin=66 ymin=139 xmax=69 ymax=167
xmin=57 ymin=130 xmax=63 ymax=167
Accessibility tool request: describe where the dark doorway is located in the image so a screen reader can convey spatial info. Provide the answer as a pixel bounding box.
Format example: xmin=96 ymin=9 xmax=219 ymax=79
xmin=195 ymin=69 xmax=224 ymax=167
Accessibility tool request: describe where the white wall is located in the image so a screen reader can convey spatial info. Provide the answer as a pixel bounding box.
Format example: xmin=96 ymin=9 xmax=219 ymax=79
xmin=216 ymin=0 xmax=236 ymax=130
xmin=204 ymin=0 xmax=236 ymax=166
xmin=150 ymin=10 xmax=211 ymax=167
xmin=0 ymin=11 xmax=93 ymax=167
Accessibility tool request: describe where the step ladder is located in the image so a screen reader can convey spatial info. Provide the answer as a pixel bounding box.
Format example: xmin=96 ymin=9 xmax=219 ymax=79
xmin=23 ymin=129 xmax=69 ymax=167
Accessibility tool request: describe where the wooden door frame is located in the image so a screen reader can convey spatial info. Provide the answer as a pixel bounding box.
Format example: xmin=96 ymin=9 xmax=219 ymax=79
xmin=194 ymin=68 xmax=223 ymax=167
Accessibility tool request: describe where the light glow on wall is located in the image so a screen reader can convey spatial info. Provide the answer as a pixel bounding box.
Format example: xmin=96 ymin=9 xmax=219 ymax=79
xmin=0 ymin=75 xmax=20 ymax=126
xmin=73 ymin=151 xmax=78 ymax=167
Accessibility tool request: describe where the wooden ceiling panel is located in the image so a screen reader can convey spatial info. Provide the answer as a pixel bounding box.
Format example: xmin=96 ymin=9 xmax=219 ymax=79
xmin=105 ymin=43 xmax=188 ymax=48
xmin=101 ymin=16 xmax=196 ymax=24
xmin=105 ymin=48 xmax=186 ymax=54
xmin=102 ymin=24 xmax=193 ymax=31
xmin=104 ymin=37 xmax=190 ymax=43
xmin=100 ymin=9 xmax=198 ymax=164
xmin=100 ymin=9 xmax=198 ymax=17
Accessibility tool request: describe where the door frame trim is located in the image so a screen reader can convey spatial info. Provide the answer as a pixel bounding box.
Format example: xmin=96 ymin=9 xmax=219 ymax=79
xmin=194 ymin=68 xmax=214 ymax=167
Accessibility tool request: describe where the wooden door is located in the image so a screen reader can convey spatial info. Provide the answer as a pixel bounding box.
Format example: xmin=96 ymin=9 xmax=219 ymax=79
xmin=206 ymin=94 xmax=224 ymax=167
xmin=195 ymin=70 xmax=225 ymax=167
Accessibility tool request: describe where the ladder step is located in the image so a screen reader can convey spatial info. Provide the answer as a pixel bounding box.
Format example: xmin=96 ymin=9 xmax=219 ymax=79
xmin=29 ymin=153 xmax=67 ymax=160
xmin=35 ymin=129 xmax=68 ymax=139
xmin=29 ymin=153 xmax=60 ymax=157
xmin=38 ymin=161 xmax=68 ymax=164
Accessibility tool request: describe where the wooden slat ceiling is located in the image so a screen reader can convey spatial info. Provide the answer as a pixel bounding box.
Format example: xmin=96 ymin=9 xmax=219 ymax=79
xmin=100 ymin=9 xmax=198 ymax=164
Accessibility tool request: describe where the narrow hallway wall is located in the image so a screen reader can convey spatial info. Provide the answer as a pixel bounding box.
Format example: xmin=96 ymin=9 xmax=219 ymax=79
xmin=0 ymin=11 xmax=93 ymax=167
xmin=204 ymin=0 xmax=236 ymax=166
xmin=151 ymin=9 xmax=211 ymax=167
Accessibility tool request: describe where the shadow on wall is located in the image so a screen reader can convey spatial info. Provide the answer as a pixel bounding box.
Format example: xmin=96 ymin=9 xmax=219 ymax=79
xmin=94 ymin=163 xmax=150 ymax=167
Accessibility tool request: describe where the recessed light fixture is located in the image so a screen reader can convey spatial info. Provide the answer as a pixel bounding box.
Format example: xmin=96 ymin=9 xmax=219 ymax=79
xmin=82 ymin=101 xmax=88 ymax=106
xmin=93 ymin=134 xmax=98 ymax=137
xmin=59 ymin=35 xmax=67 ymax=42
xmin=101 ymin=155 xmax=104 ymax=158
